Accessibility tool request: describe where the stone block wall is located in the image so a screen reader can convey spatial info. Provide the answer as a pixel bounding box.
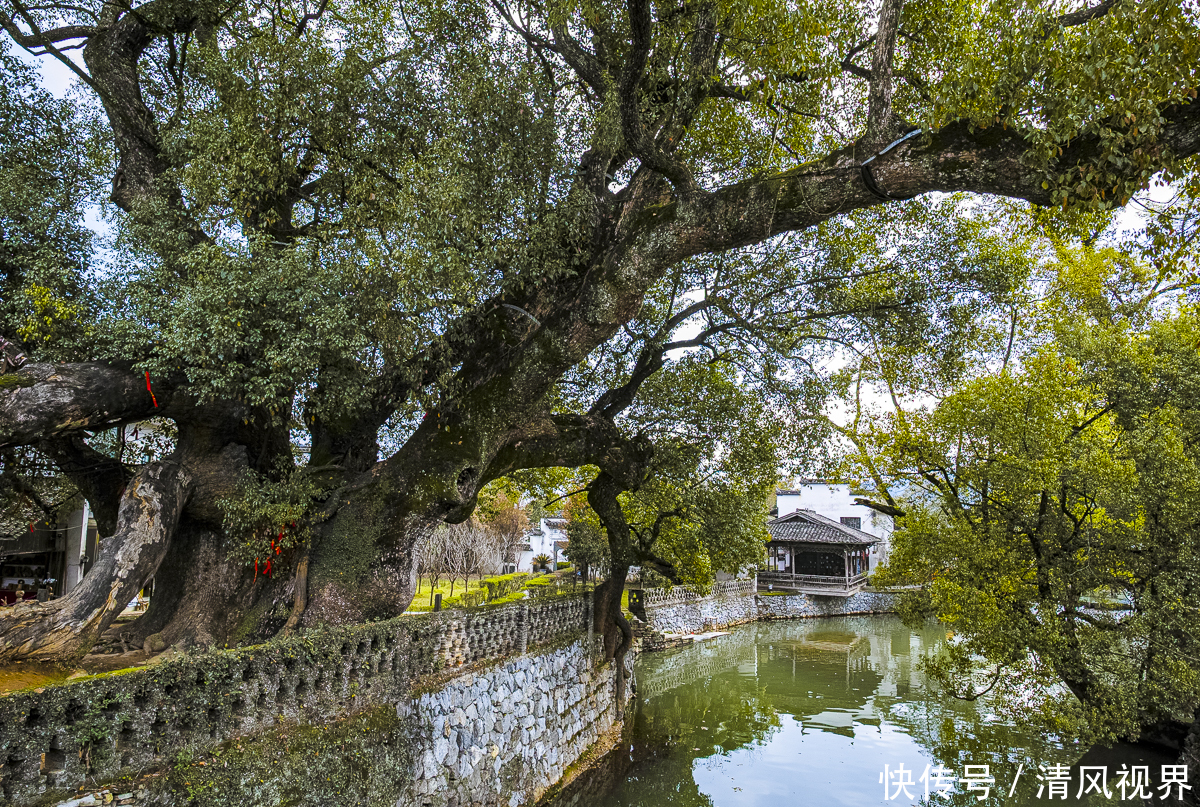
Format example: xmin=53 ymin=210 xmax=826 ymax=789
xmin=754 ymin=590 xmax=895 ymax=620
xmin=629 ymin=616 xmax=674 ymax=652
xmin=0 ymin=593 xmax=592 ymax=806
xmin=640 ymin=592 xmax=758 ymax=635
xmin=400 ymin=637 xmax=625 ymax=807
xmin=641 ymin=588 xmax=896 ymax=634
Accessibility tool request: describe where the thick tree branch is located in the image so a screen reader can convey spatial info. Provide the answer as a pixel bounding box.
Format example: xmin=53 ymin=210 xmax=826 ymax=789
xmin=628 ymin=95 xmax=1200 ymax=268
xmin=657 ymin=1 xmax=722 ymax=153
xmin=865 ymin=0 xmax=905 ymax=146
xmin=80 ymin=0 xmax=214 ymax=246
xmin=0 ymin=457 xmax=192 ymax=662
xmin=589 ymin=343 xmax=666 ymax=420
xmin=3 ymin=3 xmax=101 ymax=92
xmin=0 ymin=363 xmax=171 ymax=448
xmin=1053 ymin=0 xmax=1118 ymax=31
xmin=484 ymin=412 xmax=631 ymax=483
xmin=618 ymin=0 xmax=697 ymax=193
xmin=548 ymin=20 xmax=604 ymax=93
xmin=0 ymin=13 xmax=94 ymax=47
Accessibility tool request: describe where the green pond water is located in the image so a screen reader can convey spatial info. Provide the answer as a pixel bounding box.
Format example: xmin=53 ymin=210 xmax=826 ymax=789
xmin=548 ymin=616 xmax=1178 ymax=807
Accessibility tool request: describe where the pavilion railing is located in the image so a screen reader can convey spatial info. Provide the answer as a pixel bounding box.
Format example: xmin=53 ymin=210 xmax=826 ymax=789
xmin=757 ymin=571 xmax=869 ymax=594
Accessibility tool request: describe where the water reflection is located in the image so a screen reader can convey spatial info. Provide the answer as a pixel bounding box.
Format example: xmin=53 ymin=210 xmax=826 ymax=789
xmin=549 ymin=616 xmax=1172 ymax=807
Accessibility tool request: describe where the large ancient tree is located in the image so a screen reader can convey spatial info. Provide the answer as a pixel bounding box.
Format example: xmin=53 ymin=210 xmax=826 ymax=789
xmin=0 ymin=0 xmax=1198 ymax=678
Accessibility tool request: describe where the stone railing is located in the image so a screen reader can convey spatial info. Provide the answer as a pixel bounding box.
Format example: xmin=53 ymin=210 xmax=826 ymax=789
xmin=639 ymin=577 xmax=756 ymax=608
xmin=641 ymin=585 xmax=704 ymax=608
xmin=0 ymin=593 xmax=591 ymax=805
xmin=712 ymin=578 xmax=756 ymax=598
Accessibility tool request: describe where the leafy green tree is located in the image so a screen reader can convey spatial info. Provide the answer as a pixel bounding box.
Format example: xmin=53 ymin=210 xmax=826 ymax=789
xmin=871 ymin=194 xmax=1200 ymax=741
xmin=0 ymin=50 xmax=112 ymax=542
xmin=0 ymin=0 xmax=1197 ymax=676
xmin=564 ymin=505 xmax=609 ymax=582
xmin=0 ymin=51 xmax=101 ymax=358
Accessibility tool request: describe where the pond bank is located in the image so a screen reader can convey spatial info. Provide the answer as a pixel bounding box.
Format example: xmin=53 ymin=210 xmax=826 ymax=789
xmin=0 ymin=594 xmax=626 ymax=807
xmin=633 ymin=586 xmax=897 ymax=649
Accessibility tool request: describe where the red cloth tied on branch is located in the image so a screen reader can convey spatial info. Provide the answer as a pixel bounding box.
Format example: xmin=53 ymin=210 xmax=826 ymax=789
xmin=144 ymin=371 xmax=158 ymax=407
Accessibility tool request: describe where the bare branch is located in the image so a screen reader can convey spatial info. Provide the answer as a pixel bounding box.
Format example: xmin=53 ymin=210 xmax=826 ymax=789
xmin=3 ymin=2 xmax=100 ymax=93
xmin=840 ymin=36 xmax=874 ymax=81
xmin=293 ymin=0 xmax=328 ymax=38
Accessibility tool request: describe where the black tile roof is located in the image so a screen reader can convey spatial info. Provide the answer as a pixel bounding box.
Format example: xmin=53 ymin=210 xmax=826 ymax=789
xmin=766 ymin=509 xmax=879 ymax=546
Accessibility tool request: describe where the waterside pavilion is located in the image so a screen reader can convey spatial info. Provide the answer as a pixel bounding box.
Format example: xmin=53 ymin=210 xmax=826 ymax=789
xmin=759 ymin=509 xmax=878 ymax=596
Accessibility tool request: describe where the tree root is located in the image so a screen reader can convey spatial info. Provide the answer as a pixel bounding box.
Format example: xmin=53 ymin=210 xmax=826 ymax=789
xmin=279 ymin=549 xmax=310 ymax=637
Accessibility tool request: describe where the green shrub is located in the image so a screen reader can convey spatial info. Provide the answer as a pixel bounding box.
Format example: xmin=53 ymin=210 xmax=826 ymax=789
xmin=526 ymin=576 xmax=571 ymax=598
xmin=482 ymin=572 xmax=529 ymax=601
xmin=488 ymin=591 xmax=528 ymax=607
xmin=459 ymin=589 xmax=487 ymax=607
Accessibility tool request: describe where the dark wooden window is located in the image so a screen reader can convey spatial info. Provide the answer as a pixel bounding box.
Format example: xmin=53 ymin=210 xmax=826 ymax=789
xmin=840 ymin=516 xmax=862 ymax=530
xmin=793 ymin=550 xmax=844 ymax=577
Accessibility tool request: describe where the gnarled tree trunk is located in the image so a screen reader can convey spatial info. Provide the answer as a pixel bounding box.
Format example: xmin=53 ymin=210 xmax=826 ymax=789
xmin=0 ymin=459 xmax=191 ymax=662
xmin=593 ymin=562 xmax=634 ymax=718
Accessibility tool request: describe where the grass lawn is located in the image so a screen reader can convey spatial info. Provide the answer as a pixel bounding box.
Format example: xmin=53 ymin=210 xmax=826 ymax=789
xmin=404 ymin=568 xmax=598 ymax=614
xmin=406 ymin=575 xmax=488 ymax=612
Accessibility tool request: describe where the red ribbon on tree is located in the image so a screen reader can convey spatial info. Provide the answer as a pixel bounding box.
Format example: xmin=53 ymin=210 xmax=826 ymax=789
xmin=144 ymin=371 xmax=158 ymax=407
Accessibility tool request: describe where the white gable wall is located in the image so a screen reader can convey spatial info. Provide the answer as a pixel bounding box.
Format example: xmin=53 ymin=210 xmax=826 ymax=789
xmin=776 ymin=483 xmax=893 ymax=570
xmin=510 ymin=518 xmax=568 ymax=573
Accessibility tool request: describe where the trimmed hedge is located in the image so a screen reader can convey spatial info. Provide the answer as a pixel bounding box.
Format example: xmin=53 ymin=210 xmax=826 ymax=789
xmin=482 ymin=572 xmax=529 ymax=601
xmin=446 ymin=589 xmax=487 ymax=608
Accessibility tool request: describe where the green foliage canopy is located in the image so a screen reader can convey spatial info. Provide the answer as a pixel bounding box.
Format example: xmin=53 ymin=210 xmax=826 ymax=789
xmin=868 ymin=193 xmax=1200 ymax=740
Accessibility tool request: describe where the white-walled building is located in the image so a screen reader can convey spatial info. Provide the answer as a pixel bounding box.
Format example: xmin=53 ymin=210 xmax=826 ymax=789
xmin=775 ymin=482 xmax=894 ymax=571
xmin=505 ymin=517 xmax=568 ymax=574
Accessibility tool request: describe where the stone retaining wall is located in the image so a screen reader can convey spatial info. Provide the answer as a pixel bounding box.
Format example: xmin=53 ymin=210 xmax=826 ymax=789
xmin=754 ymin=590 xmax=896 ymax=620
xmin=640 ymin=589 xmax=896 ymax=635
xmin=0 ymin=594 xmax=596 ymax=807
xmin=638 ymin=591 xmax=759 ymax=635
xmin=400 ymin=638 xmax=625 ymax=807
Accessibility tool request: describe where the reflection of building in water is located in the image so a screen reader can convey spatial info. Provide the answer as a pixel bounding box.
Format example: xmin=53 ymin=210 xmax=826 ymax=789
xmin=635 ymin=616 xmax=935 ymax=722
xmin=745 ymin=617 xmax=939 ymax=736
xmin=551 ymin=616 xmax=1089 ymax=807
xmin=759 ymin=623 xmax=879 ymax=735
xmin=632 ymin=616 xmax=961 ymax=749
